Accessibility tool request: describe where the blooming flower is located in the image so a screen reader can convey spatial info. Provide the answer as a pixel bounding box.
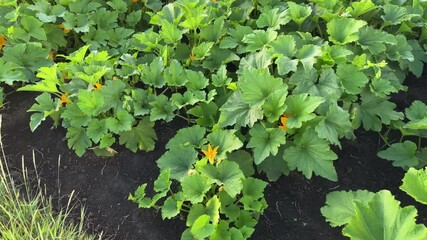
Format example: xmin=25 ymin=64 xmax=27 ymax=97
xmin=94 ymin=83 xmax=102 ymax=91
xmin=58 ymin=24 xmax=71 ymax=34
xmin=131 ymin=0 xmax=139 ymax=3
xmin=0 ymin=35 xmax=7 ymax=51
xmin=202 ymin=144 xmax=219 ymax=164
xmin=60 ymin=92 xmax=71 ymax=106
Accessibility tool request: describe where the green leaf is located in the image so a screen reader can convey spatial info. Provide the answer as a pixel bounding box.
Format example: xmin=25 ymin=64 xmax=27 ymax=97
xmin=336 ymin=63 xmax=369 ymax=95
xmin=370 ymin=78 xmax=397 ymax=98
xmin=401 ymin=168 xmax=427 ymax=205
xmin=106 ymin=110 xmax=135 ymax=134
xmin=239 ymin=68 xmax=288 ymax=108
xmin=128 ymin=184 xmax=151 ymax=208
xmin=270 ymin=35 xmax=296 ymax=58
xmin=226 ymin=150 xmax=255 ymax=177
xmin=118 ymin=117 xmax=157 ymax=152
xmin=27 ymin=93 xmax=57 ymax=131
xmin=263 ymin=91 xmax=288 ymax=123
xmin=16 ymin=15 xmax=47 ymax=41
xmin=182 ymin=174 xmax=211 ymax=204
xmin=275 ymin=56 xmax=298 ymax=75
xmin=289 ymin=68 xmax=341 ymax=101
xmin=287 ymin=2 xmax=312 ymax=26
xmin=19 ymin=66 xmax=59 ymax=93
xmin=256 ymin=8 xmax=290 ymax=30
xmin=99 ymin=80 xmax=126 ymax=111
xmin=354 ymin=91 xmax=404 ymax=131
xmin=327 ymin=17 xmax=366 ymax=45
xmin=190 ymin=215 xmax=215 ymax=239
xmin=321 ymin=190 xmax=375 ymax=227
xmin=405 ymin=100 xmax=427 ymax=122
xmin=187 ymin=204 xmax=207 ymax=227
xmin=61 ymin=103 xmax=92 ymax=127
xmin=164 ymin=59 xmax=186 ymax=86
xmin=247 ymin=123 xmax=286 ymax=165
xmin=193 ymin=42 xmax=214 ymax=60
xmin=188 ymin=102 xmax=218 ymax=127
xmin=257 ymin=149 xmax=290 ymax=181
xmin=218 ymin=91 xmax=263 ymax=129
xmin=347 ymin=0 xmax=378 ymax=17
xmin=149 ymin=95 xmax=177 ymax=122
xmin=0 ymin=60 xmax=27 ymax=85
xmin=381 ymin=4 xmax=412 ymax=27
xmin=162 ymin=193 xmax=184 ymax=219
xmin=200 ymin=161 xmax=244 ymax=198
xmin=206 ymin=130 xmax=243 ymax=159
xmin=285 ymin=94 xmax=324 ymax=129
xmin=66 ymin=127 xmax=91 ymax=157
xmin=100 ymin=133 xmax=115 ymax=148
xmin=377 ymin=141 xmax=420 ymax=168
xmin=157 ymin=146 xmax=198 ymax=180
xmin=242 ymin=29 xmax=277 ymax=52
xmin=242 ymin=177 xmax=267 ymax=200
xmin=86 ymin=119 xmax=108 ymax=143
xmin=184 ymin=70 xmax=208 ymax=91
xmin=206 ymin=195 xmax=221 ymax=225
xmin=357 ymin=26 xmax=396 ymax=54
xmin=141 ymin=57 xmax=165 ymax=88
xmin=211 ymin=65 xmax=232 ymax=87
xmin=160 ymin=20 xmax=182 ymax=44
xmin=284 ymin=129 xmax=338 ymax=181
xmin=166 ymin=125 xmax=207 ymax=149
xmin=343 ymin=190 xmax=427 ymax=240
xmin=200 ymin=17 xmax=226 ymax=42
xmin=297 ymin=44 xmax=322 ymax=71
xmin=315 ymin=104 xmax=352 ymax=146
xmin=77 ymin=90 xmax=105 ymax=116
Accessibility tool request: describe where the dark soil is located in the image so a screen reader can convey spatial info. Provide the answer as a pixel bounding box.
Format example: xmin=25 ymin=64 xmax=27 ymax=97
xmin=1 ymin=70 xmax=427 ymax=240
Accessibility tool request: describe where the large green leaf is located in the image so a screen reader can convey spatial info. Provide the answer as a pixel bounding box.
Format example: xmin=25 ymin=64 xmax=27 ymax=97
xmin=321 ymin=190 xmax=375 ymax=227
xmin=377 ymin=141 xmax=420 ymax=168
xmin=247 ymin=123 xmax=286 ymax=165
xmin=206 ymin=130 xmax=243 ymax=159
xmin=343 ymin=190 xmax=427 ymax=240
xmin=218 ymin=91 xmax=263 ymax=129
xmin=140 ymin=57 xmax=165 ymax=88
xmin=118 ymin=117 xmax=157 ymax=152
xmin=257 ymin=148 xmax=290 ymax=181
xmin=327 ymin=17 xmax=366 ymax=45
xmin=66 ymin=127 xmax=91 ymax=157
xmin=336 ymin=63 xmax=369 ymax=95
xmin=182 ymin=174 xmax=212 ymax=204
xmin=200 ymin=161 xmax=244 ymax=198
xmin=18 ymin=66 xmax=59 ymax=93
xmin=77 ymin=90 xmax=105 ymax=116
xmin=166 ymin=125 xmax=207 ymax=149
xmin=400 ymin=168 xmax=427 ymax=205
xmin=242 ymin=29 xmax=277 ymax=52
xmin=284 ymin=94 xmax=324 ymax=129
xmin=256 ymin=8 xmax=290 ymax=30
xmin=157 ymin=146 xmax=198 ymax=180
xmin=239 ymin=68 xmax=288 ymax=108
xmin=27 ymin=93 xmax=58 ymax=131
xmin=190 ymin=215 xmax=215 ymax=239
xmin=315 ymin=104 xmax=352 ymax=146
xmin=106 ymin=109 xmax=135 ymax=134
xmin=284 ymin=129 xmax=338 ymax=181
xmin=357 ymin=26 xmax=396 ymax=54
xmin=149 ymin=95 xmax=177 ymax=122
xmin=287 ymin=2 xmax=312 ymax=26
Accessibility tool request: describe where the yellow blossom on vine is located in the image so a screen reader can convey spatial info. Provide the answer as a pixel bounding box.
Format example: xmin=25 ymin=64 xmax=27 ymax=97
xmin=58 ymin=24 xmax=70 ymax=34
xmin=131 ymin=0 xmax=139 ymax=3
xmin=0 ymin=35 xmax=7 ymax=51
xmin=211 ymin=0 xmax=217 ymax=2
xmin=94 ymin=83 xmax=102 ymax=91
xmin=202 ymin=144 xmax=219 ymax=164
xmin=60 ymin=92 xmax=71 ymax=106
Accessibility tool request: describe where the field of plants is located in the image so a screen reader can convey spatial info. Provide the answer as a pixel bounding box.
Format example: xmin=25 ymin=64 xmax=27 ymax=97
xmin=1 ymin=0 xmax=427 ymax=239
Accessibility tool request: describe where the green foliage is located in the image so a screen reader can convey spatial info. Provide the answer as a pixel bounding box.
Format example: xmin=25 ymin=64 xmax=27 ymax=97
xmin=5 ymin=0 xmax=427 ymax=238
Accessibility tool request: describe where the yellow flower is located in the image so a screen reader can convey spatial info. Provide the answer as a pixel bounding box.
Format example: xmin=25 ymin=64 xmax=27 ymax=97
xmin=279 ymin=113 xmax=294 ymax=131
xmin=211 ymin=0 xmax=217 ymax=2
xmin=131 ymin=0 xmax=139 ymax=3
xmin=58 ymin=24 xmax=71 ymax=34
xmin=60 ymin=92 xmax=71 ymax=106
xmin=202 ymin=144 xmax=219 ymax=164
xmin=94 ymin=83 xmax=102 ymax=91
xmin=0 ymin=35 xmax=7 ymax=51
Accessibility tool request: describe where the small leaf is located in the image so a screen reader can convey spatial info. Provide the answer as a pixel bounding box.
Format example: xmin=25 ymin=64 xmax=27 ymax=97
xmin=166 ymin=125 xmax=207 ymax=149
xmin=206 ymin=130 xmax=243 ymax=159
xmin=190 ymin=215 xmax=215 ymax=239
xmin=247 ymin=123 xmax=286 ymax=165
xmin=66 ymin=127 xmax=91 ymax=157
xmin=285 ymin=94 xmax=324 ymax=129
